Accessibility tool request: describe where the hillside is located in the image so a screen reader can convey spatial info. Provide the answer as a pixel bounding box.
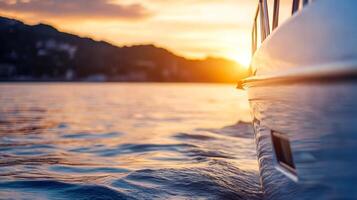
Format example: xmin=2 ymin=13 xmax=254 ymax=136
xmin=0 ymin=16 xmax=248 ymax=82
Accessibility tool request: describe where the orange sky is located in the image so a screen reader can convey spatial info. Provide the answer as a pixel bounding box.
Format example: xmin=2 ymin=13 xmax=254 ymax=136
xmin=0 ymin=0 xmax=293 ymax=67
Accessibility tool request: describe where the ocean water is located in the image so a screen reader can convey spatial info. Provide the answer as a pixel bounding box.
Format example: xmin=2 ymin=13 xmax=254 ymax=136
xmin=0 ymin=83 xmax=262 ymax=200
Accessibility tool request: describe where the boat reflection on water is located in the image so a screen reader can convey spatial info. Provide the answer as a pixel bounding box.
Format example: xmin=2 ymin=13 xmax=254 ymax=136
xmin=240 ymin=0 xmax=357 ymax=199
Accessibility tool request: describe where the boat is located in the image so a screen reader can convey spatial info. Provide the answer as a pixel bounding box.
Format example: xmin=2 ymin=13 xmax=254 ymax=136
xmin=238 ymin=0 xmax=357 ymax=199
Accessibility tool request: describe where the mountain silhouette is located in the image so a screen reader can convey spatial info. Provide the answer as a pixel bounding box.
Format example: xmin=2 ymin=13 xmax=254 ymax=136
xmin=0 ymin=16 xmax=247 ymax=82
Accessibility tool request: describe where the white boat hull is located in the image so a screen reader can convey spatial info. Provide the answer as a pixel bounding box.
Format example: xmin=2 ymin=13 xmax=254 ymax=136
xmin=244 ymin=0 xmax=357 ymax=199
xmin=249 ymin=82 xmax=357 ymax=199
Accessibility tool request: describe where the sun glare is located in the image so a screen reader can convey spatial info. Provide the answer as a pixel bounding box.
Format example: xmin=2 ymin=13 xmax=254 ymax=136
xmin=237 ymin=56 xmax=251 ymax=69
xmin=0 ymin=0 xmax=255 ymax=73
xmin=228 ymin=53 xmax=251 ymax=69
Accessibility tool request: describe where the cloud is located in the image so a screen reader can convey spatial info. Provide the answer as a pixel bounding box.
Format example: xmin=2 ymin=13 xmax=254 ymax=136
xmin=0 ymin=0 xmax=151 ymax=20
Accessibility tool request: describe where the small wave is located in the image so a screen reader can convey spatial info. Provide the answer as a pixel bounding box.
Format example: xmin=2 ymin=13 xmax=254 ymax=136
xmin=0 ymin=155 xmax=67 ymax=167
xmin=62 ymin=132 xmax=122 ymax=139
xmin=114 ymin=160 xmax=262 ymax=199
xmin=92 ymin=143 xmax=197 ymax=157
xmin=0 ymin=180 xmax=133 ymax=200
xmin=50 ymin=165 xmax=130 ymax=174
xmin=173 ymin=132 xmax=216 ymax=141
xmin=184 ymin=149 xmax=235 ymax=159
xmin=197 ymin=121 xmax=254 ymax=138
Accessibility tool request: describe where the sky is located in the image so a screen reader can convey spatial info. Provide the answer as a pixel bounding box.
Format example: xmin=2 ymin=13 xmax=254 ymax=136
xmin=0 ymin=0 xmax=292 ymax=67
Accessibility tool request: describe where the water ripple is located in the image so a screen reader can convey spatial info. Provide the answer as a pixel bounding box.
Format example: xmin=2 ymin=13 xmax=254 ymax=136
xmin=0 ymin=83 xmax=260 ymax=199
xmin=0 ymin=180 xmax=134 ymax=200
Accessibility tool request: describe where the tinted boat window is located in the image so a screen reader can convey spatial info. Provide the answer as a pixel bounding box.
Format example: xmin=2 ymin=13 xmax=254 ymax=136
xmin=271 ymin=131 xmax=296 ymax=174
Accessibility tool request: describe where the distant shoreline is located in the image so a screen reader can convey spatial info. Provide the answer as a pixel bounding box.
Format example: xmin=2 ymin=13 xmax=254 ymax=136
xmin=0 ymin=16 xmax=248 ymax=84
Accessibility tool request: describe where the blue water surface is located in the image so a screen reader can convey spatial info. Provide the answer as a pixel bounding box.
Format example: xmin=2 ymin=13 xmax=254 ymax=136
xmin=0 ymin=83 xmax=262 ymax=200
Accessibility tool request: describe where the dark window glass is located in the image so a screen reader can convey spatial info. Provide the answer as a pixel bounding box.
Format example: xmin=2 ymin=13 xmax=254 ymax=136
xmin=271 ymin=131 xmax=296 ymax=174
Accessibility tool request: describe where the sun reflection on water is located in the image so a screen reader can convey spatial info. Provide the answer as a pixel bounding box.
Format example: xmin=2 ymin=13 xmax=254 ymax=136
xmin=0 ymin=83 xmax=261 ymax=199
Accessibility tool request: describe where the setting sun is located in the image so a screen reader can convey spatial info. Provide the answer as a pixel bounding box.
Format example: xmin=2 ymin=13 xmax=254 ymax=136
xmin=229 ymin=52 xmax=252 ymax=68
xmin=0 ymin=0 xmax=256 ymax=68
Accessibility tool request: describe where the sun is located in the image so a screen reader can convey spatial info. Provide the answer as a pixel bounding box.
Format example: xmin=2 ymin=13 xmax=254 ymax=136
xmin=229 ymin=53 xmax=252 ymax=69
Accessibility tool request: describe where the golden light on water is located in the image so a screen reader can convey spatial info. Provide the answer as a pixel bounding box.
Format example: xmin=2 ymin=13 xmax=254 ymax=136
xmin=0 ymin=83 xmax=255 ymax=170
